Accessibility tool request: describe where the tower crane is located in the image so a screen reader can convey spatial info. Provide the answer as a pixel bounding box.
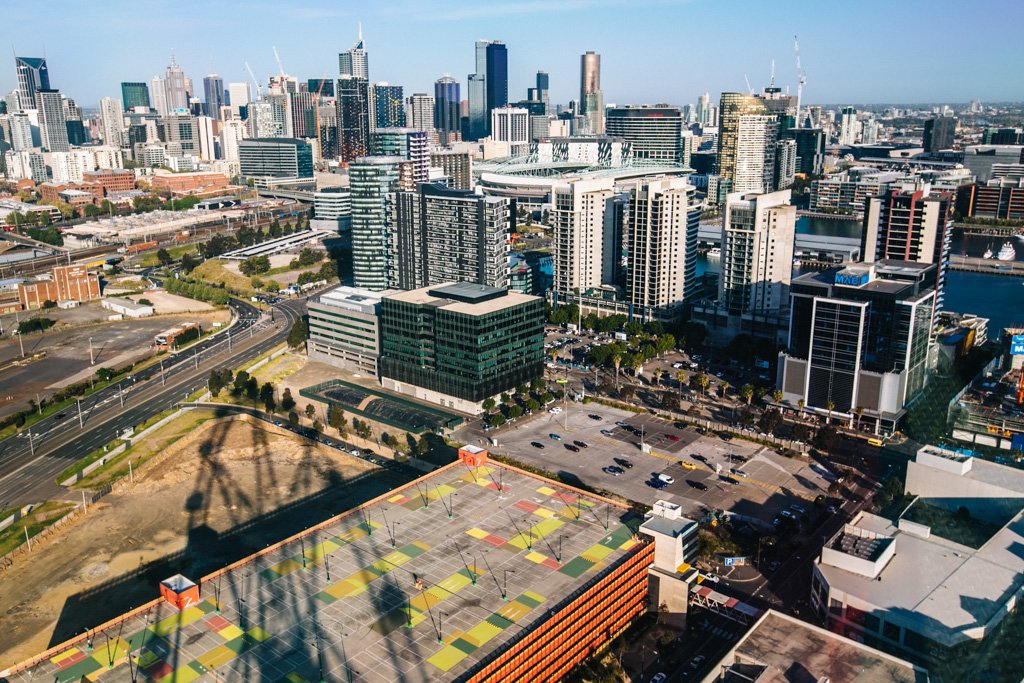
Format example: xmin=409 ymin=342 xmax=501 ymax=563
xmin=743 ymin=74 xmax=754 ymax=96
xmin=794 ymin=35 xmax=807 ymax=127
xmin=313 ymin=72 xmax=328 ymax=163
xmin=244 ymin=61 xmax=263 ymax=99
xmin=273 ymin=46 xmax=286 ymax=78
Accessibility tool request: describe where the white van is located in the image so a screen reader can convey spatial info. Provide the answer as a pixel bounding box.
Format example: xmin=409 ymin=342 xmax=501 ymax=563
xmin=657 ymin=473 xmax=675 ymax=485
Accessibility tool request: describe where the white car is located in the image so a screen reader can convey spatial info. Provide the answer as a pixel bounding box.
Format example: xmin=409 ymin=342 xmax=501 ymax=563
xmin=549 ymin=406 xmax=562 ymax=414
xmin=701 ymin=572 xmax=720 ymax=584
xmin=651 ymin=674 xmax=667 ymax=683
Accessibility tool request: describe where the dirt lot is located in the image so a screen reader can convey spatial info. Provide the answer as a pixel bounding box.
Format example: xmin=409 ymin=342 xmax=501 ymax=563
xmin=0 ymin=413 xmax=404 ymax=666
xmin=128 ymin=290 xmax=215 ymax=314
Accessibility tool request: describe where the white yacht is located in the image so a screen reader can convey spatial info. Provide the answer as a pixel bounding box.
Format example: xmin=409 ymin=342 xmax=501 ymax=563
xmin=997 ymin=241 xmax=1016 ymax=261
xmin=983 ymin=246 xmax=993 ymax=259
xmin=706 ymin=247 xmax=721 ymax=259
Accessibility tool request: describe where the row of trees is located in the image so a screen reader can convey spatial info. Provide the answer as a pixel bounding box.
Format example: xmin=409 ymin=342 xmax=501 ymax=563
xmin=163 ymin=276 xmax=232 ymax=305
xmin=289 ymin=247 xmax=324 ymax=269
xmin=239 ymin=255 xmax=271 ymax=276
xmin=295 ymin=261 xmax=338 ymax=286
xmin=481 ymin=378 xmax=552 ymax=428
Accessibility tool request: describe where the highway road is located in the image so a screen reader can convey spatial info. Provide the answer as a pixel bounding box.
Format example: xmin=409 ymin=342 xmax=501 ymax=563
xmin=0 ymin=297 xmax=303 ymax=507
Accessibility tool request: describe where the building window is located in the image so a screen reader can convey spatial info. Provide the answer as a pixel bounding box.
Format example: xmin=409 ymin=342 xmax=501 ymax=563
xmin=882 ymin=620 xmax=901 ymax=643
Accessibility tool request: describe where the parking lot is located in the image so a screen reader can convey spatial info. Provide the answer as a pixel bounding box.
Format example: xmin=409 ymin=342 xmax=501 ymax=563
xmin=494 ymin=403 xmax=834 ymax=526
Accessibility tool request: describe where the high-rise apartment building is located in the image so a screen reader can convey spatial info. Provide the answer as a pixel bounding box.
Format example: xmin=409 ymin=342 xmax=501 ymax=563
xmin=774 ymin=138 xmax=796 ymax=190
xmin=579 ymin=51 xmax=604 ymax=135
xmin=203 ymin=75 xmax=224 ymax=119
xmin=150 ymin=76 xmax=168 ymax=116
xmin=923 ymin=116 xmax=957 ymax=153
xmin=371 ymin=128 xmax=428 ymax=189
xmin=350 ymin=156 xmax=403 ymax=290
xmin=287 ymin=91 xmax=318 ymax=138
xmin=337 ymin=76 xmax=370 ymax=162
xmin=35 ymin=89 xmax=69 ymax=152
xmin=219 ymin=119 xmax=248 ymax=162
xmin=627 ymin=178 xmax=703 ymax=319
xmin=605 ymin=106 xmax=682 ymax=163
xmin=430 ymin=150 xmax=472 ymax=190
xmin=98 ymin=97 xmax=124 ymax=148
xmin=838 ymin=106 xmax=858 ymax=145
xmin=786 ymin=127 xmax=825 ymax=176
xmin=405 ymin=93 xmax=434 ymax=134
xmin=528 ymin=71 xmax=549 ymax=113
xmin=9 ymin=112 xmax=33 ymax=151
xmin=388 ymin=184 xmax=511 ymax=291
xmin=120 ymin=82 xmax=150 ymax=110
xmin=696 ymin=92 xmax=711 ymax=126
xmin=719 ymin=190 xmax=796 ymax=316
xmin=862 ymin=184 xmax=953 ymax=315
xmin=307 ymin=78 xmax=334 ymax=98
xmin=162 ymin=114 xmax=198 ymax=155
xmin=717 ymin=93 xmax=779 ymax=193
xmin=372 ymin=83 xmax=405 ymax=129
xmin=434 ymin=76 xmax=461 ymax=145
xmin=490 ymin=106 xmax=529 ymax=154
xmin=15 ymin=56 xmax=49 ymax=107
xmin=551 ymin=177 xmax=618 ymax=299
xmin=339 ymin=33 xmax=368 ymax=79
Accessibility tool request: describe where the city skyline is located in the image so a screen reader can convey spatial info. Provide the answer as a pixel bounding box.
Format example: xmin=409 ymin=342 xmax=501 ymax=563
xmin=4 ymin=0 xmax=1022 ymax=108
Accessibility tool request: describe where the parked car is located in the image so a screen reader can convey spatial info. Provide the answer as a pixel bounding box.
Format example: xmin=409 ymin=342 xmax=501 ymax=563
xmin=689 ymin=655 xmax=707 ymax=670
xmin=614 ymin=458 xmax=633 ymax=469
xmin=687 ymin=480 xmax=709 ymax=491
xmin=573 ymin=440 xmax=588 ymax=448
xmin=603 ymin=466 xmax=624 ymax=476
xmin=701 ymin=572 xmax=720 ymax=584
xmin=767 ymin=560 xmax=781 ymax=572
xmin=657 ymin=473 xmax=675 ymax=485
xmin=691 ymin=453 xmax=708 ymax=463
xmin=680 ymin=461 xmax=696 ymax=470
xmin=601 ymin=429 xmax=614 ymax=437
xmin=652 ymin=674 xmax=667 ymax=683
xmin=587 ymin=413 xmax=602 ymax=421
xmin=531 ymin=441 xmax=546 ymax=449
xmin=549 ymin=433 xmax=562 ymax=440
xmin=731 ymin=468 xmax=749 ymax=478
xmin=549 ymin=406 xmax=562 ymax=414
xmin=665 ymin=433 xmax=681 ymax=441
xmin=565 ymin=444 xmax=579 ymax=452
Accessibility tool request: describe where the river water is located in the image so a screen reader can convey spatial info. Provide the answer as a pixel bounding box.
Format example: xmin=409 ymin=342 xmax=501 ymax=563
xmin=698 ymin=216 xmax=1023 ymax=336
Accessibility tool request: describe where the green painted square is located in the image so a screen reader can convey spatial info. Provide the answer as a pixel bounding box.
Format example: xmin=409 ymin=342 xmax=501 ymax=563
xmin=517 ymin=592 xmax=545 ymax=609
xmin=223 ymin=635 xmax=246 ymax=654
xmin=259 ymin=567 xmax=281 ymax=581
xmin=55 ymin=656 xmax=102 ymax=682
xmin=401 ymin=542 xmax=428 ymax=558
xmin=189 ymin=660 xmax=209 ymax=675
xmin=558 ymin=556 xmax=594 ymax=578
xmin=314 ymin=590 xmax=338 ymax=605
xmin=197 ymin=599 xmax=218 ymax=615
xmin=485 ymin=613 xmax=514 ymax=630
xmin=599 ymin=525 xmax=634 ymax=549
xmin=369 ymin=607 xmax=408 ymax=636
xmin=451 ymin=638 xmax=478 ymax=655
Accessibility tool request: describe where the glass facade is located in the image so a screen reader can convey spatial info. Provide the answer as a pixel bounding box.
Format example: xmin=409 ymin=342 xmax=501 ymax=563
xmin=350 ymin=157 xmax=402 ymax=290
xmin=379 ymin=290 xmax=544 ymax=403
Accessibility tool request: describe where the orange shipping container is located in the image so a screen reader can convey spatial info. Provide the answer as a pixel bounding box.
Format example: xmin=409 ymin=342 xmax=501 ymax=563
xmin=126 ymin=241 xmax=159 ymax=254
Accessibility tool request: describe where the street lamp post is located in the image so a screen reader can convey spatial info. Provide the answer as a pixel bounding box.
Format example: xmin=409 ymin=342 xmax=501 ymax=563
xmin=502 ymin=569 xmax=515 ymax=601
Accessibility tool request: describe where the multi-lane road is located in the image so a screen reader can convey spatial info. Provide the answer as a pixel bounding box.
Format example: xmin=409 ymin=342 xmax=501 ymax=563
xmin=0 ymin=297 xmax=304 ymax=507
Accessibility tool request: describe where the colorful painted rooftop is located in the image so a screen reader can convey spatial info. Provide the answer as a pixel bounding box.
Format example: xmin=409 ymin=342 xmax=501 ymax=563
xmin=2 ymin=460 xmax=645 ymax=683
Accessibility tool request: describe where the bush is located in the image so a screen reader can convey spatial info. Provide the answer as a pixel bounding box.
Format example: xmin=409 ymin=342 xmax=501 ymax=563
xmin=17 ymin=318 xmax=55 ymax=334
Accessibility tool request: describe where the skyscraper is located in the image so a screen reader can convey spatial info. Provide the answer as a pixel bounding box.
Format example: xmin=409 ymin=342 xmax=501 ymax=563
xmin=717 ymin=93 xmax=779 ymax=193
xmin=579 ymin=51 xmax=604 ymax=135
xmin=350 ymin=156 xmax=403 ymax=290
xmin=696 ymin=92 xmax=710 ymax=126
xmin=227 ymin=83 xmax=250 ymax=117
xmin=150 ymin=75 xmax=168 ymax=116
xmin=467 ymin=40 xmax=507 ymax=140
xmin=337 ymin=75 xmax=370 ymax=162
xmin=490 ymin=107 xmax=529 ymax=155
xmin=838 ymin=106 xmax=858 ymax=145
xmin=121 ymin=82 xmax=150 ymax=110
xmin=203 ymin=75 xmax=224 ymax=120
xmin=35 ymin=89 xmax=69 ymax=152
xmin=372 ymin=83 xmax=405 ymax=129
xmin=627 ymin=178 xmax=702 ymax=319
xmin=287 ymin=91 xmax=318 ymax=138
xmin=719 ymin=190 xmax=796 ymax=316
xmin=163 ymin=56 xmax=190 ymax=112
xmin=388 ymin=184 xmax=511 ymax=290
xmin=9 ymin=112 xmax=33 ymax=151
xmin=434 ymin=76 xmax=460 ymax=145
xmin=923 ymin=116 xmax=957 ymax=153
xmin=531 ymin=71 xmax=549 ymax=113
xmin=238 ymin=138 xmax=314 ymax=180
xmin=786 ymin=127 xmax=825 ymax=176
xmin=99 ymin=97 xmax=124 ymax=148
xmin=606 ymin=106 xmax=683 ymax=163
xmin=14 ymin=56 xmax=49 ymax=107
xmin=339 ymin=32 xmax=368 ymax=79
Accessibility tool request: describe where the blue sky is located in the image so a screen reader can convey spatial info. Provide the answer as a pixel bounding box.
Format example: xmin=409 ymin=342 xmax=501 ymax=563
xmin=4 ymin=0 xmax=1021 ymax=108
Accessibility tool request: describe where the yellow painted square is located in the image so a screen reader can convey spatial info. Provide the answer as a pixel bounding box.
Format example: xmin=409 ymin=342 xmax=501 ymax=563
xmin=324 ymin=579 xmax=364 ymax=598
xmin=219 ymin=625 xmax=244 ymax=641
xmin=388 ymin=494 xmax=407 ymax=503
xmin=506 ymin=533 xmax=530 ymax=550
xmin=156 ymin=667 xmax=201 ymax=683
xmin=380 ymin=550 xmax=410 ymax=567
xmin=497 ymin=601 xmax=529 ymax=622
xmin=437 ymin=572 xmax=470 ymax=594
xmin=274 ymin=558 xmax=303 ymax=574
xmin=581 ymin=544 xmax=614 ymax=562
xmin=407 ymin=609 xmax=428 ymax=628
xmin=620 ymin=538 xmax=637 ymax=551
xmin=51 ymin=648 xmax=80 ymax=664
xmin=532 ymin=507 xmax=556 ymax=519
xmin=533 ymin=518 xmax=565 ymax=538
xmin=525 ymin=551 xmax=547 ymax=564
xmin=428 ymin=645 xmax=468 ymax=673
xmin=536 ymin=486 xmax=556 ymax=495
xmin=151 ymin=605 xmax=205 ymax=637
xmin=286 ymin=674 xmax=310 ymax=683
xmin=350 ymin=568 xmax=380 ymax=584
xmin=522 ymin=591 xmax=546 ymax=605
xmin=412 ymin=540 xmax=430 ymax=551
xmin=410 ymin=591 xmax=441 ymax=612
xmin=196 ymin=644 xmax=235 ymax=670
xmin=467 ymin=620 xmax=503 ymax=645
xmin=247 ymin=626 xmax=272 ymax=642
xmin=465 ymin=527 xmax=489 ymax=540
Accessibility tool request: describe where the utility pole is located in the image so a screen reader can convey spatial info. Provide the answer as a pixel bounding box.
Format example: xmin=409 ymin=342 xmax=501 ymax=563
xmin=77 ymin=399 xmax=83 ymax=428
xmin=89 ymin=336 xmax=94 ymax=365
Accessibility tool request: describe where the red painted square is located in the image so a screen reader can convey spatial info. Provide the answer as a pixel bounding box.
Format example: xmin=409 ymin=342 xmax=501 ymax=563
xmin=144 ymin=661 xmax=173 ymax=679
xmin=206 ymin=614 xmax=231 ymax=631
xmin=55 ymin=650 xmax=87 ymax=669
xmin=484 ymin=534 xmax=506 ymax=546
xmin=542 ymin=558 xmax=562 ymax=570
xmin=514 ymin=500 xmax=539 ymax=513
xmin=553 ymin=492 xmax=578 ymax=504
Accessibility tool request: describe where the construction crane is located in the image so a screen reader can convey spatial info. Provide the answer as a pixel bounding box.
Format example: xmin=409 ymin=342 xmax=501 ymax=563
xmin=313 ymin=72 xmax=328 ymax=163
xmin=244 ymin=61 xmax=263 ymax=99
xmin=273 ymin=46 xmax=286 ymax=78
xmin=743 ymin=74 xmax=754 ymax=96
xmin=794 ymin=35 xmax=807 ymax=127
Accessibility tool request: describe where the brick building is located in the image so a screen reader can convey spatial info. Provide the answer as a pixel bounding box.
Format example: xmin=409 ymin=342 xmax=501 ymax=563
xmin=18 ymin=265 xmax=101 ymax=309
xmin=38 ymin=182 xmax=103 ymax=204
xmin=150 ymin=172 xmax=229 ymax=196
xmin=83 ymin=169 xmax=136 ymax=196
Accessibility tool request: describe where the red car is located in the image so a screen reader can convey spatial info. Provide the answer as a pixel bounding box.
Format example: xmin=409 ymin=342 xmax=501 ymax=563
xmin=665 ymin=433 xmax=681 ymax=441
